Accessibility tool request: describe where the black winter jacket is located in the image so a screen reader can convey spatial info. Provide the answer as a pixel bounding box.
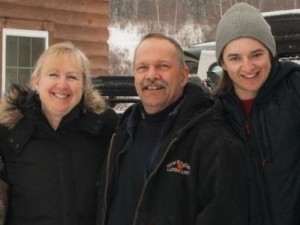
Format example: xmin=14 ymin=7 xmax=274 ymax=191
xmin=98 ymin=82 xmax=248 ymax=225
xmin=218 ymin=60 xmax=300 ymax=225
xmin=0 ymin=85 xmax=118 ymax=225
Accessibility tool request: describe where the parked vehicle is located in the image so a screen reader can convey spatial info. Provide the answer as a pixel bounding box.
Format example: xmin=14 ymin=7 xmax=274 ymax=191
xmin=183 ymin=42 xmax=221 ymax=91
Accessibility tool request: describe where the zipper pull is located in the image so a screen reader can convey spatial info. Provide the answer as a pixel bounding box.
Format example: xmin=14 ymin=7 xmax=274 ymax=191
xmin=262 ymin=159 xmax=268 ymax=167
xmin=245 ymin=121 xmax=250 ymax=135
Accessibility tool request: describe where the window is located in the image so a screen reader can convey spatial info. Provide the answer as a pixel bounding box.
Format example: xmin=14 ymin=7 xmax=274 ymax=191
xmin=2 ymin=28 xmax=48 ymax=94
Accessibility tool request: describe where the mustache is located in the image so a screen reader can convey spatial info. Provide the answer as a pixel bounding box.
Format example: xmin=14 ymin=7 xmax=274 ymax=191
xmin=141 ymin=79 xmax=168 ymax=90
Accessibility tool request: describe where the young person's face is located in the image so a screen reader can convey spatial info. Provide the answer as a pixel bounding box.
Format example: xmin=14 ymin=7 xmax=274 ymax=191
xmin=134 ymin=38 xmax=188 ymax=114
xmin=221 ymin=37 xmax=272 ymax=100
xmin=34 ymin=54 xmax=84 ymax=122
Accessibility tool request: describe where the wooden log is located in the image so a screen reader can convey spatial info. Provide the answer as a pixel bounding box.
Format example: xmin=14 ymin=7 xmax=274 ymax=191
xmin=0 ymin=2 xmax=109 ymax=28
xmin=53 ymin=24 xmax=109 ymax=42
xmin=0 ymin=0 xmax=109 ymax=14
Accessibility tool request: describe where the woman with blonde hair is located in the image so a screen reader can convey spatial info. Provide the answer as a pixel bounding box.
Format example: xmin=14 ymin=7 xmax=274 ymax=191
xmin=0 ymin=42 xmax=117 ymax=225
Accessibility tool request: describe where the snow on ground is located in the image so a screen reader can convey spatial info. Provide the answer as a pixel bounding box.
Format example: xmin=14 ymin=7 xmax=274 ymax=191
xmin=108 ymin=24 xmax=142 ymax=62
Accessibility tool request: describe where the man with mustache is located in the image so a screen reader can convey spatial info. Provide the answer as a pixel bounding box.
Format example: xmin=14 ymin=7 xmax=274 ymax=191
xmin=98 ymin=33 xmax=248 ymax=225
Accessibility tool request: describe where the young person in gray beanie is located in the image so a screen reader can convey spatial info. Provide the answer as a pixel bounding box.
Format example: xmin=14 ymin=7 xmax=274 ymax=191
xmin=214 ymin=2 xmax=300 ymax=225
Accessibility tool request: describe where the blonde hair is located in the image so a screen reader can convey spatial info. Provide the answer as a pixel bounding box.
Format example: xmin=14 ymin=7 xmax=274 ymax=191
xmin=31 ymin=41 xmax=91 ymax=87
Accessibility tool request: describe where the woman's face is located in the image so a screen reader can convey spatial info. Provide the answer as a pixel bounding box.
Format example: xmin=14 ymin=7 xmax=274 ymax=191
xmin=34 ymin=54 xmax=84 ymax=122
xmin=221 ymin=37 xmax=272 ymax=100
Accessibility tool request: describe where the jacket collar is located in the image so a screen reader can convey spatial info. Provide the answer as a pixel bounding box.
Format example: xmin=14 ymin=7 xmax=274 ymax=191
xmin=117 ymin=82 xmax=217 ymax=138
xmin=0 ymin=84 xmax=107 ymax=130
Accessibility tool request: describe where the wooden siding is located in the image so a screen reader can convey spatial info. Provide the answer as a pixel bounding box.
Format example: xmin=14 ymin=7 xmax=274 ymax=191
xmin=0 ymin=0 xmax=110 ymax=77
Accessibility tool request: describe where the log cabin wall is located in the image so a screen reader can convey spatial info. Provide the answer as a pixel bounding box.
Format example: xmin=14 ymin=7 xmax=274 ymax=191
xmin=0 ymin=0 xmax=110 ymax=83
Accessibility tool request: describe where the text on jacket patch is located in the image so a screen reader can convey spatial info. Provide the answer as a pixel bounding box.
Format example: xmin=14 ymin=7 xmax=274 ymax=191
xmin=166 ymin=160 xmax=191 ymax=175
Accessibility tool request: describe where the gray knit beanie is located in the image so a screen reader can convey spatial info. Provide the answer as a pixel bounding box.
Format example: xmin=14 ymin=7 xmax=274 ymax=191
xmin=215 ymin=3 xmax=276 ymax=63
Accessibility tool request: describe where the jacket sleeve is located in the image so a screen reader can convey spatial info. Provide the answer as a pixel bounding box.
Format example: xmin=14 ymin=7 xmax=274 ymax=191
xmin=290 ymin=69 xmax=300 ymax=111
xmin=196 ymin=135 xmax=249 ymax=225
xmin=0 ymin=158 xmax=8 ymax=225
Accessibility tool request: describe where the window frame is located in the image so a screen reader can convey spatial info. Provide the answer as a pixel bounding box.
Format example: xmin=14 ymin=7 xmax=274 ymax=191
xmin=2 ymin=28 xmax=48 ymax=94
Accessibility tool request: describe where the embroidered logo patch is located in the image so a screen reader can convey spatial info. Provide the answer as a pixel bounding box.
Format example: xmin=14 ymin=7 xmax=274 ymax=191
xmin=166 ymin=160 xmax=191 ymax=175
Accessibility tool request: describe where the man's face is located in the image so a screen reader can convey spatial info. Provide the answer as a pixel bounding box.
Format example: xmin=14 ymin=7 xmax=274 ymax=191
xmin=134 ymin=38 xmax=188 ymax=114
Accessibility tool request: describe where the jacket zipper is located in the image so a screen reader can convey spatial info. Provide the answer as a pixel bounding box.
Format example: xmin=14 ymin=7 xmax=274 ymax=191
xmin=132 ymin=137 xmax=178 ymax=225
xmin=100 ymin=133 xmax=116 ymax=225
xmin=245 ymin=111 xmax=273 ymax=225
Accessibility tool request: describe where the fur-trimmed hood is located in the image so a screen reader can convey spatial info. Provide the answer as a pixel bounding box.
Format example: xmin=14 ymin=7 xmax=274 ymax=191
xmin=0 ymin=85 xmax=107 ymax=130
